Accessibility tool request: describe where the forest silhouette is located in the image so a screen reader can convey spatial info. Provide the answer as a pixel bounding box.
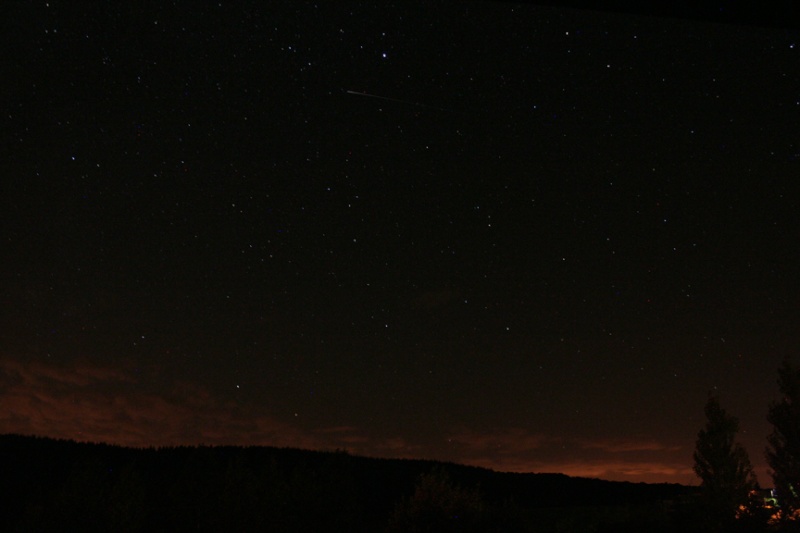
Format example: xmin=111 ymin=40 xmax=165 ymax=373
xmin=0 ymin=433 xmax=697 ymax=532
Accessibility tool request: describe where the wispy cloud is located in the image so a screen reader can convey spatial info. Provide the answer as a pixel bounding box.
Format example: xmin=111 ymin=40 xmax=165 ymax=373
xmin=0 ymin=358 xmax=425 ymax=463
xmin=580 ymin=437 xmax=683 ymax=453
xmin=444 ymin=426 xmax=694 ymax=484
xmin=448 ymin=427 xmax=552 ymax=455
xmin=0 ymin=358 xmax=314 ymax=449
xmin=533 ymin=460 xmax=695 ymax=482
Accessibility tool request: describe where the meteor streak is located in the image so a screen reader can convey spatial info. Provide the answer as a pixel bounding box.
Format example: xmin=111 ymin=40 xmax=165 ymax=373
xmin=345 ymin=89 xmax=450 ymax=112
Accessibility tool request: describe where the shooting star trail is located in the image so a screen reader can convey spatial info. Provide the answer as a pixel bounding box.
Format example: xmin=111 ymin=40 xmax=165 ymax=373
xmin=345 ymin=90 xmax=451 ymax=112
xmin=346 ymin=90 xmax=412 ymax=105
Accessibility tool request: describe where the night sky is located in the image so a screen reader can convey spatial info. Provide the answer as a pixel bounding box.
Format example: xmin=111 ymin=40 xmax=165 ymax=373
xmin=3 ymin=1 xmax=799 ymax=484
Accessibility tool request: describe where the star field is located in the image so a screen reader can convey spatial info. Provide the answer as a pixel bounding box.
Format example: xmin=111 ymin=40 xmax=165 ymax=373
xmin=2 ymin=1 xmax=799 ymax=483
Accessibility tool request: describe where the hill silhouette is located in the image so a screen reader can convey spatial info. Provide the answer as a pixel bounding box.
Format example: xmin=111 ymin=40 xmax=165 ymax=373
xmin=0 ymin=433 xmax=694 ymax=531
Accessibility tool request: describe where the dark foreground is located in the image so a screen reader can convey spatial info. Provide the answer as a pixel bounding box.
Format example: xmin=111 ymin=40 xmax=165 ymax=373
xmin=0 ymin=434 xmax=715 ymax=532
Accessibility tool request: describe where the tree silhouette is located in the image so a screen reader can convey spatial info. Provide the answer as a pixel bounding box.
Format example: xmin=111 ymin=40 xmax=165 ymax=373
xmin=767 ymin=360 xmax=800 ymax=519
xmin=693 ymin=395 xmax=759 ymax=531
xmin=386 ymin=468 xmax=487 ymax=533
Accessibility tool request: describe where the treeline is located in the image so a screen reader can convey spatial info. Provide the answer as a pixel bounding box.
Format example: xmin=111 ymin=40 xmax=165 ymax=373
xmin=0 ymin=434 xmax=691 ymax=532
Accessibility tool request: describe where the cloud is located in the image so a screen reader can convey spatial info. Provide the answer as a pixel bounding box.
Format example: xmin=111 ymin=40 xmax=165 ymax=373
xmin=0 ymin=358 xmax=315 ymax=449
xmin=535 ymin=460 xmax=695 ymax=482
xmin=308 ymin=427 xmax=424 ymax=458
xmin=444 ymin=426 xmax=694 ymax=484
xmin=580 ymin=437 xmax=683 ymax=453
xmin=448 ymin=427 xmax=552 ymax=454
xmin=0 ymin=358 xmax=424 ymax=463
xmin=2 ymin=358 xmax=134 ymax=389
